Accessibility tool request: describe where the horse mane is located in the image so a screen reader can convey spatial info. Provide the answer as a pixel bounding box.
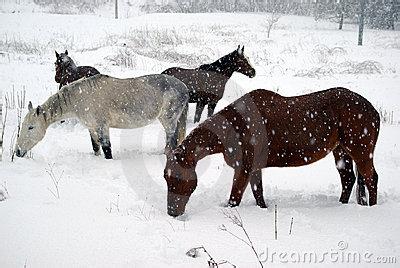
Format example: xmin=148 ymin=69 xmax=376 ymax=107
xmin=46 ymin=74 xmax=104 ymax=120
xmin=62 ymin=55 xmax=77 ymax=70
xmin=198 ymin=50 xmax=237 ymax=73
xmin=43 ymin=90 xmax=69 ymax=120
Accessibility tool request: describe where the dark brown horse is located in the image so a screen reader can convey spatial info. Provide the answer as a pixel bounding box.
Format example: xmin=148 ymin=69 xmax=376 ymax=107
xmin=164 ymin=88 xmax=380 ymax=216
xmin=55 ymin=50 xmax=100 ymax=90
xmin=55 ymin=50 xmax=101 ymax=155
xmin=162 ymin=45 xmax=256 ymax=123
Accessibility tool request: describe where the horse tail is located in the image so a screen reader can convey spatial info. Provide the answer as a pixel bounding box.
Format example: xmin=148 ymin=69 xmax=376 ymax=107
xmin=170 ymin=79 xmax=189 ymax=145
xmin=159 ymin=75 xmax=189 ymax=149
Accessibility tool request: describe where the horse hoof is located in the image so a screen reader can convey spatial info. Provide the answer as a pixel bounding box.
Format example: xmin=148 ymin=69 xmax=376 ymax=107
xmin=94 ymin=151 xmax=101 ymax=156
xmin=227 ymin=201 xmax=239 ymax=207
xmin=257 ymin=202 xmax=268 ymax=209
xmin=357 ymin=197 xmax=368 ymax=206
xmin=368 ymin=198 xmax=377 ymax=206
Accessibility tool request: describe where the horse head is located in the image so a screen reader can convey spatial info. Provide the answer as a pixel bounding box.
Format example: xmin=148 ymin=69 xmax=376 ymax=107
xmin=15 ymin=101 xmax=48 ymax=157
xmin=54 ymin=50 xmax=73 ymax=83
xmin=164 ymin=148 xmax=197 ymax=217
xmin=231 ymin=45 xmax=256 ymax=78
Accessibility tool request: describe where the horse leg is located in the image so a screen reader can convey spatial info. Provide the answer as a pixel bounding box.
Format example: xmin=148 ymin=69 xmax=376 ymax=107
xmin=194 ymin=101 xmax=206 ymax=123
xmin=355 ymin=160 xmax=378 ymax=206
xmin=249 ymin=170 xmax=267 ymax=208
xmin=228 ymin=168 xmax=250 ymax=207
xmin=59 ymin=75 xmax=66 ymax=90
xmin=207 ymin=101 xmax=217 ymax=118
xmin=97 ymin=126 xmax=112 ymax=159
xmin=333 ymin=146 xmax=356 ymax=204
xmin=356 ymin=169 xmax=368 ymax=205
xmin=89 ymin=129 xmax=101 ymax=156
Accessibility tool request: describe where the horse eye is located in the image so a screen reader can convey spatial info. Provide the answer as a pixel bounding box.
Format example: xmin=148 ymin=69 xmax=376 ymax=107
xmin=28 ymin=126 xmax=34 ymax=130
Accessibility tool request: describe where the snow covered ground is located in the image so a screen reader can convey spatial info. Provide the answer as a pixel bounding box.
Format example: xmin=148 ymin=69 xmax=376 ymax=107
xmin=0 ymin=9 xmax=399 ymax=267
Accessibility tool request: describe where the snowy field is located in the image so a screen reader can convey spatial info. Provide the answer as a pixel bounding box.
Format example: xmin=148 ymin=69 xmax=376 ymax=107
xmin=1 ymin=9 xmax=400 ymax=267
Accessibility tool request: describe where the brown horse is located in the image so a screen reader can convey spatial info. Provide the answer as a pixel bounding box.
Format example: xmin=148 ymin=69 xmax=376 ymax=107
xmin=164 ymin=88 xmax=380 ymax=216
xmin=162 ymin=45 xmax=255 ymax=123
xmin=55 ymin=50 xmax=100 ymax=90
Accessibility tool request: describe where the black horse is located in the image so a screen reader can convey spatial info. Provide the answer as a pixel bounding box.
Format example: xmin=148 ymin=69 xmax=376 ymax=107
xmin=162 ymin=45 xmax=256 ymax=123
xmin=55 ymin=50 xmax=100 ymax=90
xmin=54 ymin=50 xmax=101 ymax=155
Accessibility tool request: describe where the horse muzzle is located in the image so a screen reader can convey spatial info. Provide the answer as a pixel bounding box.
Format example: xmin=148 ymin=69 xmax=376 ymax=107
xmin=167 ymin=207 xmax=183 ymax=217
xmin=167 ymin=192 xmax=189 ymax=217
xmin=249 ymin=69 xmax=256 ymax=78
xmin=15 ymin=148 xmax=26 ymax=158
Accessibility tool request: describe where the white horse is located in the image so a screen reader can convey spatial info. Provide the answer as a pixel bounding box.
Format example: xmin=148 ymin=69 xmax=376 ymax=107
xmin=15 ymin=74 xmax=189 ymax=159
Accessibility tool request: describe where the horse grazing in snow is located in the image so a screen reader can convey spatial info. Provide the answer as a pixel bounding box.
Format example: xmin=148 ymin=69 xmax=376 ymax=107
xmin=162 ymin=45 xmax=256 ymax=123
xmin=15 ymin=74 xmax=189 ymax=159
xmin=55 ymin=50 xmax=100 ymax=90
xmin=164 ymin=88 xmax=380 ymax=217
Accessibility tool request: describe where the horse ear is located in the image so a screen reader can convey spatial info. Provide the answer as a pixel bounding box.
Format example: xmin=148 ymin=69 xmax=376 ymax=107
xmin=55 ymin=50 xmax=59 ymax=58
xmin=28 ymin=101 xmax=33 ymax=111
xmin=238 ymin=45 xmax=244 ymax=55
xmin=36 ymin=106 xmax=42 ymax=116
xmin=65 ymin=50 xmax=68 ymax=55
xmin=241 ymin=46 xmax=245 ymax=54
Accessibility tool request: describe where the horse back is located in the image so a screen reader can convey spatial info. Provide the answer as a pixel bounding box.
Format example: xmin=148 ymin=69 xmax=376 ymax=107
xmin=214 ymin=88 xmax=379 ymax=168
xmin=162 ymin=67 xmax=228 ymax=102
xmin=76 ymin=66 xmax=100 ymax=79
xmin=58 ymin=66 xmax=100 ymax=88
xmin=65 ymin=74 xmax=187 ymax=129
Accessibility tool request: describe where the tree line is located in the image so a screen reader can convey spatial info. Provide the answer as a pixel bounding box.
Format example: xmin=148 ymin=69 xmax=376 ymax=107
xmin=141 ymin=0 xmax=399 ymax=30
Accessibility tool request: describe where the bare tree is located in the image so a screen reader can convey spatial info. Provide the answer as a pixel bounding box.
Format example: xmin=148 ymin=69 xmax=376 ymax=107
xmin=358 ymin=0 xmax=366 ymax=46
xmin=265 ymin=11 xmax=281 ymax=38
xmin=114 ymin=0 xmax=118 ymax=19
xmin=338 ymin=0 xmax=344 ymax=30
